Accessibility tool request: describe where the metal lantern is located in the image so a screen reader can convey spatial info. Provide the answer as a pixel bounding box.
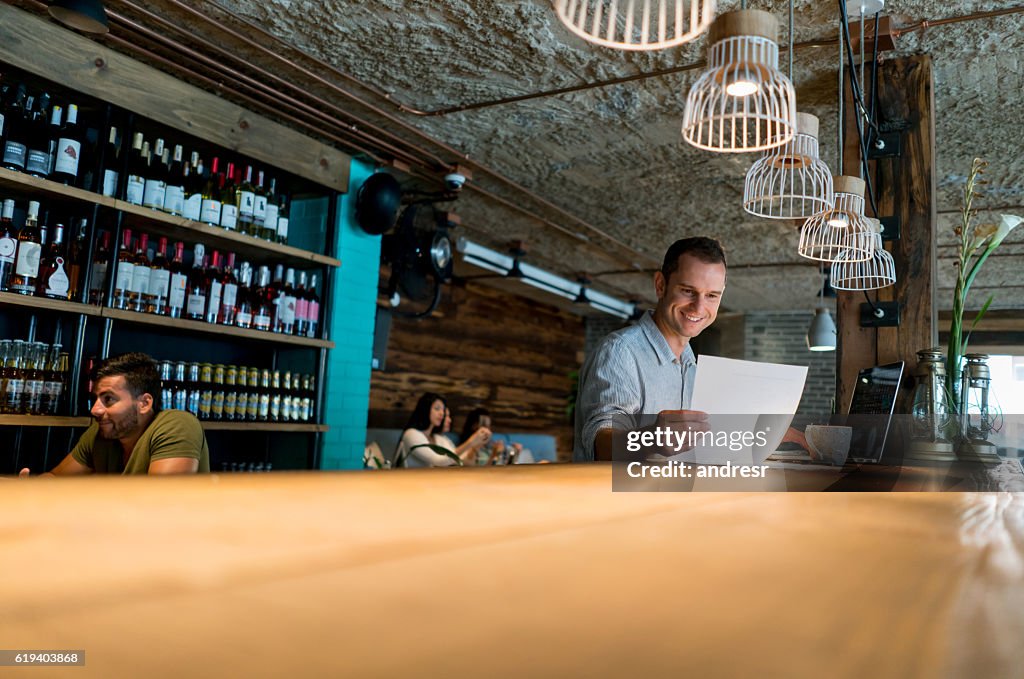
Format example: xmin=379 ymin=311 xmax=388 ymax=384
xmin=908 ymin=348 xmax=957 ymax=462
xmin=682 ymin=9 xmax=797 ymax=153
xmin=552 ymin=0 xmax=715 ymax=51
xmin=743 ymin=112 xmax=834 ymax=219
xmin=797 ymin=175 xmax=875 ymax=263
xmin=830 ymin=219 xmax=895 ymax=290
xmin=958 ymin=353 xmax=1002 ymax=463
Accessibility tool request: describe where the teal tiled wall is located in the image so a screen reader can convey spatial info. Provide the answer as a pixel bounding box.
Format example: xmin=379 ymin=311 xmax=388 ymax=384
xmin=320 ymin=159 xmax=380 ymax=470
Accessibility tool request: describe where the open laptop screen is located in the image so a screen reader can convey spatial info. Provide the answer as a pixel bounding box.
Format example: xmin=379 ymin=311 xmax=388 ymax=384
xmin=844 ymin=362 xmax=904 ymax=463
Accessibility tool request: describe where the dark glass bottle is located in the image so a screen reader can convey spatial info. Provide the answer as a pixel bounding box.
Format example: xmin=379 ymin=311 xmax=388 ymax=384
xmin=52 ymin=103 xmax=83 ymax=185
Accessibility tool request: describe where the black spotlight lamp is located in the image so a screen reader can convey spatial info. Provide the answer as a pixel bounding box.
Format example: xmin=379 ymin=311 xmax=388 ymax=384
xmin=573 ymin=275 xmax=591 ymax=306
xmin=48 ymin=0 xmax=110 ymax=35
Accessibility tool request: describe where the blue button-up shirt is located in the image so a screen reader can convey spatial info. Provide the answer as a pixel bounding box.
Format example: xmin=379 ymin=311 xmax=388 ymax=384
xmin=573 ymin=310 xmax=697 ymax=462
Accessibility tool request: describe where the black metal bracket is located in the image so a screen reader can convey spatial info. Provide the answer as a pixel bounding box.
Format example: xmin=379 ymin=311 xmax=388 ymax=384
xmin=878 ymin=215 xmax=901 ymax=241
xmin=860 ymin=301 xmax=900 ymax=327
xmin=867 ymin=131 xmax=902 ymax=159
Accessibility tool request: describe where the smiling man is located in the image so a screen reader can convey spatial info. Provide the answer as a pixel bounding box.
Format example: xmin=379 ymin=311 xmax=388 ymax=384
xmin=20 ymin=352 xmax=209 ymax=476
xmin=574 ymin=237 xmax=727 ymax=462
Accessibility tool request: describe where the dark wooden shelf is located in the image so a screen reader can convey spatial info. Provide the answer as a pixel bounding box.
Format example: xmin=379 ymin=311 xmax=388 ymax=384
xmin=201 ymin=422 xmax=327 ymax=432
xmin=101 ymin=307 xmax=334 ymax=349
xmin=0 ymin=415 xmax=92 ymax=427
xmin=0 ymin=291 xmax=102 ymax=315
xmin=0 ymin=167 xmax=340 ymax=269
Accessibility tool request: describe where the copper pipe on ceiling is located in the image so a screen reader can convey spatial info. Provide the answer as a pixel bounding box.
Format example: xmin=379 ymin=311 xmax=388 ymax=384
xmin=891 ymin=5 xmax=1024 ymax=38
xmin=132 ymin=0 xmax=658 ymax=269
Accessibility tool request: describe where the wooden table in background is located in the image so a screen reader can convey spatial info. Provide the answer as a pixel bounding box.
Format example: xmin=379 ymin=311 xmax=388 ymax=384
xmin=2 ymin=464 xmax=1022 ymax=678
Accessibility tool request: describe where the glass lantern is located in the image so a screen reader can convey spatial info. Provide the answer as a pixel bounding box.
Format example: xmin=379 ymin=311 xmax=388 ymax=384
xmin=958 ymin=353 xmax=1002 ymax=463
xmin=907 ymin=348 xmax=957 ymax=462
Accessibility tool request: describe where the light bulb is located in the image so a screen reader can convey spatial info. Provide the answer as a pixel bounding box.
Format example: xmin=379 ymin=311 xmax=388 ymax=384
xmin=726 ymin=80 xmax=760 ymax=97
xmin=828 ymin=213 xmax=850 ymax=229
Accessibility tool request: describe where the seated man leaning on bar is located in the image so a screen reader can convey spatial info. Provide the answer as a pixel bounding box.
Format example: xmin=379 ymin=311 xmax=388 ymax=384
xmin=20 ymin=352 xmax=210 ymax=476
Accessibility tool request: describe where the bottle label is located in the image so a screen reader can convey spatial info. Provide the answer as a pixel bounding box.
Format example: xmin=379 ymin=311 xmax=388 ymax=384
xmin=163 ymin=186 xmax=185 ymax=215
xmin=143 ymin=180 xmax=166 ymax=209
xmin=212 ymin=391 xmax=224 ymax=418
xmin=222 ymin=283 xmax=238 ymax=309
xmin=54 ymin=138 xmax=81 ymax=176
xmin=44 ymin=258 xmax=70 ymax=297
xmin=25 ymin=149 xmax=49 ymax=175
xmin=131 ymin=265 xmax=151 ymax=295
xmin=220 ymin=204 xmax=238 ymax=230
xmin=295 ymin=297 xmax=310 ymax=322
xmin=238 ymin=191 xmax=256 ymax=217
xmin=89 ymin=261 xmax=108 ymax=292
xmin=183 ymin=193 xmax=203 ymax=221
xmin=201 ymin=199 xmax=221 ymax=224
xmin=247 ymin=396 xmax=259 ymax=419
xmin=102 ymin=169 xmax=119 ymax=197
xmin=150 ymin=268 xmax=171 ymax=299
xmin=3 ymin=141 xmax=27 ymax=169
xmin=254 ymin=312 xmax=271 ymax=331
xmin=277 ymin=217 xmax=289 ymax=239
xmin=168 ymin=273 xmax=188 ymax=309
xmin=263 ymin=205 xmax=278 ymax=235
xmin=270 ymin=394 xmax=281 ymax=420
xmin=199 ymin=390 xmax=212 ymax=418
xmin=115 ymin=261 xmax=134 ymax=292
xmin=186 ymin=292 xmax=206 ymax=316
xmin=0 ymin=236 xmax=15 ymax=263
xmin=254 ymin=195 xmax=267 ymax=219
xmin=258 ymin=394 xmax=270 ymax=419
xmin=14 ymin=242 xmax=41 ymax=277
xmin=126 ymin=176 xmax=145 ymax=205
xmin=279 ymin=294 xmax=296 ymax=325
xmin=224 ymin=392 xmax=237 ymax=419
xmin=308 ymin=301 xmax=320 ymax=322
xmin=207 ymin=280 xmax=223 ymax=319
xmin=235 ymin=310 xmax=252 ymax=327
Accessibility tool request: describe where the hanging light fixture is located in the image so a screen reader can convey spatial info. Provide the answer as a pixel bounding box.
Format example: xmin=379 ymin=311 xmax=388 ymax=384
xmin=830 ymin=218 xmax=895 ymax=290
xmin=682 ymin=9 xmax=797 ymax=153
xmin=797 ymin=175 xmax=874 ymax=262
xmin=743 ymin=112 xmax=834 ymax=218
xmin=807 ymin=307 xmax=837 ymax=352
xmin=48 ymin=0 xmax=109 ymax=35
xmin=552 ymin=0 xmax=715 ymax=51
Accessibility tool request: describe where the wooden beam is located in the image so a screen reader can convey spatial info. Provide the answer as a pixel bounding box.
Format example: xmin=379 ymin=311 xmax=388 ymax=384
xmin=838 ymin=55 xmax=936 ymax=412
xmin=0 ymin=4 xmax=349 ymax=193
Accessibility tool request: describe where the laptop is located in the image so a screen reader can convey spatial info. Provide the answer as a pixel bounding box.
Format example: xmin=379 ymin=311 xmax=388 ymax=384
xmin=841 ymin=361 xmax=905 ymax=463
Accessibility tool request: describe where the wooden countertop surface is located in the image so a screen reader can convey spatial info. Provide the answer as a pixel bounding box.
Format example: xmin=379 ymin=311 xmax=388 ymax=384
xmin=2 ymin=464 xmax=1022 ymax=678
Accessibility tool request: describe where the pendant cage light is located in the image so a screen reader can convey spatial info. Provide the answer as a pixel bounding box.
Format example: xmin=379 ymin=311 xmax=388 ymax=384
xmin=682 ymin=9 xmax=797 ymax=153
xmin=743 ymin=112 xmax=834 ymax=218
xmin=797 ymin=175 xmax=875 ymax=262
xmin=830 ymin=219 xmax=896 ymax=290
xmin=552 ymin=0 xmax=716 ymax=51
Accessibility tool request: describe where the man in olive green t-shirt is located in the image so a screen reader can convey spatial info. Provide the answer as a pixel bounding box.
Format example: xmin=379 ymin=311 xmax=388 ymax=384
xmin=20 ymin=352 xmax=209 ymax=476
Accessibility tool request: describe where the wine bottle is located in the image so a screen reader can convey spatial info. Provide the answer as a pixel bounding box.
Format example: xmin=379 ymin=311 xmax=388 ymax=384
xmin=66 ymin=218 xmax=88 ymax=301
xmin=129 ymin=232 xmax=152 ymax=313
xmin=183 ymin=153 xmax=203 ymax=221
xmin=204 ymin=250 xmax=224 ymax=324
xmin=200 ymin=157 xmax=221 ymax=226
xmin=294 ymin=271 xmax=310 ymax=337
xmin=218 ymin=252 xmax=238 ymax=325
xmin=253 ymin=170 xmax=269 ymax=238
xmin=261 ymin=177 xmax=279 ymax=242
xmin=124 ymin=133 xmax=145 ymax=205
xmin=163 ymin=144 xmax=185 ymax=216
xmin=112 ymin=228 xmax=135 ymax=310
xmin=100 ymin=126 xmax=121 ymax=197
xmin=9 ymin=201 xmax=42 ymax=295
xmin=24 ymin=95 xmax=54 ymax=178
xmin=219 ymin=162 xmax=238 ymax=231
xmin=276 ymin=195 xmax=289 ymax=244
xmin=252 ymin=265 xmax=274 ymax=331
xmin=184 ymin=242 xmax=207 ymax=320
xmin=147 ymin=236 xmax=171 ymax=315
xmin=306 ymin=274 xmax=320 ymax=338
xmin=235 ymin=165 xmax=256 ymax=236
xmin=36 ymin=220 xmax=70 ymax=300
xmin=276 ymin=267 xmax=297 ymax=335
xmin=88 ymin=230 xmax=111 ymax=305
xmin=1 ymin=85 xmax=29 ymax=171
xmin=52 ymin=103 xmax=83 ymax=185
xmin=142 ymin=138 xmax=166 ymax=210
xmin=233 ymin=262 xmax=254 ymax=329
xmin=167 ymin=241 xmax=188 ymax=319
xmin=0 ymin=199 xmax=16 ymax=291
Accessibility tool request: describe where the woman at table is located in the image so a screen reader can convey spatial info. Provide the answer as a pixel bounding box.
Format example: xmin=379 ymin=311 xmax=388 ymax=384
xmin=461 ymin=408 xmax=526 ymax=465
xmin=394 ymin=393 xmax=490 ymax=468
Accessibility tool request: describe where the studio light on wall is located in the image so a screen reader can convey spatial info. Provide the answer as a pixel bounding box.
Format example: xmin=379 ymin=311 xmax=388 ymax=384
xmin=797 ymin=175 xmax=874 ymax=262
xmin=682 ymin=9 xmax=797 ymax=153
xmin=552 ymin=0 xmax=715 ymax=51
xmin=806 ymin=307 xmax=837 ymax=352
xmin=456 ymin=238 xmax=636 ymax=319
xmin=48 ymin=0 xmax=109 ymax=35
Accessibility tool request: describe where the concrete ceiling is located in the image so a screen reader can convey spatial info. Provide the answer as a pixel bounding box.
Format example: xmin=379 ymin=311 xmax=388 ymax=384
xmin=76 ymin=1 xmax=1024 ymax=311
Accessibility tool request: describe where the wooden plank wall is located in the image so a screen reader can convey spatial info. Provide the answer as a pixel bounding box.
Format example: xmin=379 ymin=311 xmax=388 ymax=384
xmin=838 ymin=54 xmax=936 ymax=412
xmin=368 ymin=282 xmax=585 ymax=460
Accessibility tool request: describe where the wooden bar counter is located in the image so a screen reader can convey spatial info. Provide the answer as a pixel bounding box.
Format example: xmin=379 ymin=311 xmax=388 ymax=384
xmin=2 ymin=464 xmax=1022 ymax=678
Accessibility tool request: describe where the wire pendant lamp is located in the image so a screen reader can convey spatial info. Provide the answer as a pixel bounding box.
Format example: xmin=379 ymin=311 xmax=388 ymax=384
xmin=743 ymin=112 xmax=833 ymax=218
xmin=552 ymin=0 xmax=715 ymax=51
xmin=830 ymin=219 xmax=895 ymax=290
xmin=682 ymin=9 xmax=797 ymax=153
xmin=798 ymin=175 xmax=874 ymax=262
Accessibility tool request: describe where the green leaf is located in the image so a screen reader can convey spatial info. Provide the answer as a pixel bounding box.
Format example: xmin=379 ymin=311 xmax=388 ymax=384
xmin=410 ymin=443 xmax=464 ymax=466
xmin=961 ymin=294 xmax=995 ymax=355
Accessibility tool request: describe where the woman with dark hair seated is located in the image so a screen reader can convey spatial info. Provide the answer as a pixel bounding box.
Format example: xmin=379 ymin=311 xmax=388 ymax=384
xmin=394 ymin=393 xmax=491 ymax=468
